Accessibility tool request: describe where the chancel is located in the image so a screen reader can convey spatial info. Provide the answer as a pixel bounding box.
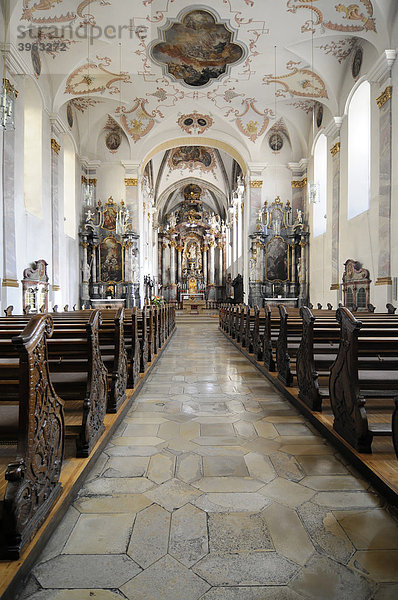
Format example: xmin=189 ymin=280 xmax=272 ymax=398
xmin=1 ymin=1 xmax=398 ymax=599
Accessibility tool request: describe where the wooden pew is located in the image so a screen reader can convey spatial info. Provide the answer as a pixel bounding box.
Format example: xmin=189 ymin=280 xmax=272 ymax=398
xmin=0 ymin=315 xmax=64 ymax=559
xmin=0 ymin=311 xmax=108 ymax=457
xmin=253 ymin=306 xmax=266 ymax=361
xmin=329 ymin=307 xmax=398 ymax=453
xmin=296 ymin=306 xmax=340 ymax=411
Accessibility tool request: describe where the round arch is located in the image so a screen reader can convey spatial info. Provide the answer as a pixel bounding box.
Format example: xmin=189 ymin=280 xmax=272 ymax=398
xmin=141 ymin=136 xmax=248 ymax=175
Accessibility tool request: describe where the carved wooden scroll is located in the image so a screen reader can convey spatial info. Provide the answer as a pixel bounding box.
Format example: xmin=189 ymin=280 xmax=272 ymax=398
xmin=2 ymin=315 xmax=64 ymax=559
xmin=276 ymin=304 xmax=293 ymax=386
xmin=296 ymin=306 xmax=322 ymax=411
xmin=107 ymin=307 xmax=128 ymax=413
xmin=386 ymin=303 xmax=397 ymax=314
xmin=263 ymin=304 xmax=276 ymax=372
xmin=78 ymin=310 xmax=108 ymax=457
xmin=139 ymin=308 xmax=149 ymax=373
xmin=328 ymin=307 xmax=373 ymax=453
xmin=4 ymin=306 xmax=13 ymax=317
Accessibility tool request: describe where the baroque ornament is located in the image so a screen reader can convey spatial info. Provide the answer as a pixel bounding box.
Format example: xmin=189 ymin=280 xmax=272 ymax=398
xmin=65 ymin=56 xmax=131 ymax=95
xmin=177 ymin=112 xmax=214 ymax=134
xmin=286 ymin=0 xmax=376 ymax=34
xmin=234 ymin=99 xmax=273 ymax=142
xmin=263 ymin=61 xmax=328 ymax=99
xmin=22 ymin=0 xmax=111 ymax=26
xmin=116 ymin=99 xmax=161 ymax=143
xmin=150 ymin=9 xmax=245 ymax=87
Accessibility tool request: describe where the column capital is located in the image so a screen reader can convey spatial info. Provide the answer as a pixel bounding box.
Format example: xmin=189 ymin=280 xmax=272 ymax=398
xmin=324 ymin=116 xmax=343 ymax=139
xmin=176 ymin=245 xmax=184 ymax=252
xmin=368 ymin=49 xmax=396 ymax=84
xmin=247 ymin=162 xmax=267 ymax=177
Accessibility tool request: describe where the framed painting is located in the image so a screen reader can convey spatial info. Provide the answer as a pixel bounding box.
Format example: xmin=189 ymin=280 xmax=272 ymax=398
xmin=265 ymin=236 xmax=289 ymax=282
xmin=99 ymin=237 xmax=123 ymax=282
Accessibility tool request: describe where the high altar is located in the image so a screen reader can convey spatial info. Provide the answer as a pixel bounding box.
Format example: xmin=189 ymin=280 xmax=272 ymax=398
xmin=158 ymin=183 xmax=226 ymax=302
xmin=79 ymin=197 xmax=140 ymax=308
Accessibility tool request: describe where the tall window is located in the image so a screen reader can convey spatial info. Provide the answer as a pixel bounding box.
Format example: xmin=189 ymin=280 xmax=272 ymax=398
xmin=348 ymin=81 xmax=370 ymax=219
xmin=64 ymin=136 xmax=76 ymax=238
xmin=312 ymin=133 xmax=327 ymax=237
xmin=24 ymin=78 xmax=42 ymax=217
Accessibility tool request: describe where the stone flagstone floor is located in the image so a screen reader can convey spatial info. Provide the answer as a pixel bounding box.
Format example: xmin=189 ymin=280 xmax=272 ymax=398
xmin=18 ymin=319 xmax=398 ymax=600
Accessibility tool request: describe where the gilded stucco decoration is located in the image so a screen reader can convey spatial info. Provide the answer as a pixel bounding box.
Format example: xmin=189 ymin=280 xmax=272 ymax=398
xmin=168 ymin=146 xmax=216 ymax=174
xmin=234 ymin=99 xmax=273 ymax=143
xmin=65 ymin=57 xmax=131 ymax=95
xmin=116 ymin=99 xmax=161 ymax=143
xmin=263 ymin=61 xmax=328 ymax=99
xmin=22 ymin=0 xmax=110 ymax=26
xmin=177 ymin=112 xmax=214 ymax=135
xmin=150 ymin=9 xmax=245 ymax=87
xmin=286 ymin=0 xmax=376 ymax=34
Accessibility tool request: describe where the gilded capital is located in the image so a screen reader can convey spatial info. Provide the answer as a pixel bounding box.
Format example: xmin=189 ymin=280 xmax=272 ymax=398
xmin=292 ymin=177 xmax=307 ymax=189
xmin=125 ymin=178 xmax=138 ymax=186
xmin=250 ymin=180 xmax=263 ymax=188
xmin=51 ymin=138 xmax=61 ymax=154
xmin=330 ymin=142 xmax=341 ymax=157
xmin=376 ymin=86 xmax=392 ymax=109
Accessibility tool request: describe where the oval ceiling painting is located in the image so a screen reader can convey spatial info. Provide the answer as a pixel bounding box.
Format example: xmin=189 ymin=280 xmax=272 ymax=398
xmin=150 ymin=9 xmax=245 ymax=87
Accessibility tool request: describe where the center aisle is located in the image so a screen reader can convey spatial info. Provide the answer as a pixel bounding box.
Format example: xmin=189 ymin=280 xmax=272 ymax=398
xmin=19 ymin=318 xmax=398 ymax=600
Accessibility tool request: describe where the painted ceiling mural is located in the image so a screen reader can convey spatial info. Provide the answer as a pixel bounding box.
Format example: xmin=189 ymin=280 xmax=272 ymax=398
xmin=11 ymin=0 xmax=387 ymax=154
xmin=150 ymin=9 xmax=245 ymax=87
xmin=168 ymin=146 xmax=217 ymax=174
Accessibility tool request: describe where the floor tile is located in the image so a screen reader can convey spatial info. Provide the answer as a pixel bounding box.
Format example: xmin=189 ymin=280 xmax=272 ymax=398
xmin=290 ymin=554 xmax=374 ymax=600
xmin=259 ymin=477 xmax=315 ymax=507
xmin=193 ymin=492 xmax=271 ymax=513
xmin=63 ymin=513 xmax=133 ymax=554
xmin=208 ymin=511 xmax=273 ymax=552
xmin=120 ymin=555 xmax=210 ymax=600
xmin=333 ymin=509 xmax=398 ymax=550
xmin=145 ymin=478 xmax=202 ymax=511
xmin=147 ymin=452 xmax=175 ymax=484
xmin=203 ymin=455 xmax=249 ymax=477
xmin=349 ymin=550 xmax=398 ymax=581
xmin=127 ymin=503 xmax=170 ymax=568
xmin=34 ymin=555 xmax=141 ymax=589
xmin=73 ymin=494 xmax=152 ymax=515
xmin=193 ymin=477 xmax=264 ymax=493
xmin=193 ymin=551 xmax=299 ymax=586
xmin=263 ymin=502 xmax=314 ymax=566
xmin=169 ymin=503 xmax=209 ymax=567
xmin=102 ymin=456 xmax=149 ymax=478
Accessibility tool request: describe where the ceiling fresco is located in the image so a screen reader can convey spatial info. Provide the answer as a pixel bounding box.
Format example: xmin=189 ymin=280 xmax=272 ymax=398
xmin=150 ymin=9 xmax=245 ymax=87
xmin=168 ymin=146 xmax=217 ymax=174
xmin=8 ymin=0 xmax=394 ymax=160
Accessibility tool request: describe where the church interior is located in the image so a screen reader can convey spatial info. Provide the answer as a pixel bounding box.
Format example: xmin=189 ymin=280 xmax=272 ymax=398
xmin=1 ymin=1 xmax=398 ymax=598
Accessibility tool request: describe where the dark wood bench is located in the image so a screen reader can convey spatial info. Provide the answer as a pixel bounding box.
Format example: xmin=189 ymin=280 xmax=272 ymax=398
xmin=329 ymin=307 xmax=398 ymax=453
xmin=0 ymin=315 xmax=64 ymax=559
xmin=0 ymin=311 xmax=108 ymax=457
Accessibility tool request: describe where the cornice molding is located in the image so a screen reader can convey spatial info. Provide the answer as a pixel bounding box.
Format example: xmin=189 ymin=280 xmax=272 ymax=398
xmin=288 ymin=159 xmax=308 ymax=177
xmin=324 ymin=116 xmax=343 ymax=139
xmin=368 ymin=49 xmax=396 ymax=85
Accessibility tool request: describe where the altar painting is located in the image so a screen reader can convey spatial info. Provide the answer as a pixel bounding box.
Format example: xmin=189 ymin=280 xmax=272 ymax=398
xmin=265 ymin=236 xmax=288 ymax=282
xmin=99 ymin=237 xmax=123 ymax=282
xmin=101 ymin=204 xmax=117 ymax=231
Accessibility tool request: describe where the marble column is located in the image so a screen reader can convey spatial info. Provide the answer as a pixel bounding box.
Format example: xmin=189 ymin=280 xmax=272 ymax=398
xmin=330 ymin=141 xmax=341 ymax=296
xmin=177 ymin=245 xmax=183 ymax=284
xmin=376 ymin=85 xmax=393 ymax=299
xmin=203 ymin=244 xmax=208 ymax=286
xmin=50 ymin=128 xmax=61 ymax=298
xmin=209 ymin=241 xmax=215 ymax=285
xmin=124 ymin=174 xmax=140 ymax=306
xmin=169 ymin=241 xmax=177 ymax=301
xmin=217 ymin=243 xmax=224 ymax=287
xmin=2 ymin=127 xmax=19 ymax=303
xmin=161 ymin=243 xmax=167 ymax=287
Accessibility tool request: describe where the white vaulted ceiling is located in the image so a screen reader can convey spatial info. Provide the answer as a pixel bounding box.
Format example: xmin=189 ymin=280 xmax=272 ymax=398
xmin=7 ymin=0 xmax=398 ymax=165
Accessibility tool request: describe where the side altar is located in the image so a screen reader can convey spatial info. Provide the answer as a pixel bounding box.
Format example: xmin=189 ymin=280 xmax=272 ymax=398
xmin=80 ymin=197 xmax=140 ymax=308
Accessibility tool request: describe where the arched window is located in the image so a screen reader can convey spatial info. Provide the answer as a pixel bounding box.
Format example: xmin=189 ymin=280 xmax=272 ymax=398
xmin=64 ymin=136 xmax=76 ymax=238
xmin=24 ymin=78 xmax=42 ymax=217
xmin=348 ymin=81 xmax=370 ymax=219
xmin=312 ymin=133 xmax=327 ymax=237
